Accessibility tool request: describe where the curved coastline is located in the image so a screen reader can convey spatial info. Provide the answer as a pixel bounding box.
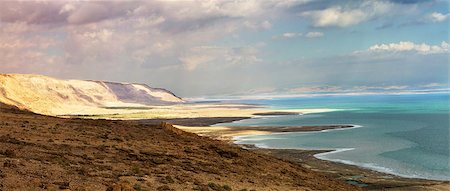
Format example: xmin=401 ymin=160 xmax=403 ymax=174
xmin=173 ymin=111 xmax=449 ymax=190
xmin=232 ymin=124 xmax=450 ymax=182
xmin=232 ymin=124 xmax=363 ymax=143
xmin=167 ymin=104 xmax=450 ymax=190
xmin=314 ymin=148 xmax=450 ymax=181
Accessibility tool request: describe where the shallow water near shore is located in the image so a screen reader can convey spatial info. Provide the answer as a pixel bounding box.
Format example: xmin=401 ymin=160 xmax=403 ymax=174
xmin=217 ymin=93 xmax=450 ymax=181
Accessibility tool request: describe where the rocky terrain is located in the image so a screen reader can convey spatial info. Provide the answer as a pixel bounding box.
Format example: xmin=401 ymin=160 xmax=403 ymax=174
xmin=0 ymin=104 xmax=359 ymax=191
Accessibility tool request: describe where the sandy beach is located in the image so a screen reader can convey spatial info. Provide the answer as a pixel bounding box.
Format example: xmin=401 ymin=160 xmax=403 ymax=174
xmin=176 ymin=125 xmax=354 ymax=142
xmin=62 ymin=103 xmax=337 ymax=120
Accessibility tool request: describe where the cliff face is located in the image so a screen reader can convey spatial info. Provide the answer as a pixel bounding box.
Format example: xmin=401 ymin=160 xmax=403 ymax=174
xmin=0 ymin=74 xmax=183 ymax=115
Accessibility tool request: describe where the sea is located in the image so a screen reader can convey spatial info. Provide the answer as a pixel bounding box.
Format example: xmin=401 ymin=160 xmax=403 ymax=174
xmin=215 ymin=93 xmax=450 ymax=181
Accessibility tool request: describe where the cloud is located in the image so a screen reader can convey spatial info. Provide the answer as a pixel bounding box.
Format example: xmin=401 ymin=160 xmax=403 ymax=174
xmin=287 ymin=85 xmax=412 ymax=94
xmin=81 ymin=29 xmax=113 ymax=42
xmin=179 ymin=55 xmax=214 ymax=71
xmin=301 ymin=1 xmax=394 ymax=27
xmin=0 ymin=1 xmax=140 ymax=26
xmin=0 ymin=1 xmax=279 ymax=27
xmin=283 ymin=32 xmax=300 ymax=38
xmin=0 ymin=0 xmax=447 ymax=97
xmin=272 ymin=32 xmax=302 ymax=40
xmin=426 ymin=12 xmax=450 ymax=22
xmin=305 ymin=31 xmax=323 ymax=38
xmin=179 ymin=45 xmax=262 ymax=71
xmin=281 ymin=84 xmax=450 ymax=96
xmin=273 ymin=31 xmax=323 ymax=39
xmin=65 ymin=2 xmax=131 ymax=25
xmin=387 ymin=0 xmax=432 ymax=4
xmin=0 ymin=30 xmax=63 ymax=75
xmin=243 ymin=20 xmax=273 ymax=30
xmin=288 ymin=85 xmax=342 ymax=94
xmin=302 ymin=7 xmax=366 ymax=27
xmin=359 ymin=41 xmax=449 ymax=55
xmin=0 ymin=1 xmax=281 ymax=73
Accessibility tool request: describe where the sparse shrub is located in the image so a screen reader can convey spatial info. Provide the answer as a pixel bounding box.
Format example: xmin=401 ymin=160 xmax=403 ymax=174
xmin=3 ymin=160 xmax=17 ymax=168
xmin=193 ymin=184 xmax=209 ymax=191
xmin=131 ymin=165 xmax=141 ymax=175
xmin=2 ymin=149 xmax=15 ymax=157
xmin=207 ymin=182 xmax=232 ymax=191
xmin=58 ymin=182 xmax=70 ymax=189
xmin=222 ymin=185 xmax=232 ymax=191
xmin=133 ymin=183 xmax=143 ymax=191
xmin=157 ymin=185 xmax=174 ymax=191
xmin=208 ymin=182 xmax=216 ymax=187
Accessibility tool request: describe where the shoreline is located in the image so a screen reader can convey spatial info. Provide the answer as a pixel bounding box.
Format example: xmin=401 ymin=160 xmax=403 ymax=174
xmin=57 ymin=102 xmax=449 ymax=190
xmin=1 ymin=104 xmax=363 ymax=190
xmin=172 ymin=117 xmax=449 ymax=190
xmin=177 ymin=124 xmax=356 ymax=142
xmin=251 ymin=148 xmax=449 ymax=191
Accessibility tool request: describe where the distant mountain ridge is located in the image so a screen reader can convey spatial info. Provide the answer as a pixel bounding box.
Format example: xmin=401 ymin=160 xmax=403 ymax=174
xmin=0 ymin=74 xmax=184 ymax=115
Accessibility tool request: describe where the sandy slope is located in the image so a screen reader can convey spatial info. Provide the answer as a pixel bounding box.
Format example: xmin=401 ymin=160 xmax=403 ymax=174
xmin=0 ymin=74 xmax=183 ymax=115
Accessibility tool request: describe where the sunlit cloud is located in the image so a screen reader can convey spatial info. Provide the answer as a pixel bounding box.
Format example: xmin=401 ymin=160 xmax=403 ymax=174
xmin=301 ymin=1 xmax=394 ymax=27
xmin=305 ymin=31 xmax=324 ymax=38
xmin=357 ymin=41 xmax=449 ymax=55
xmin=426 ymin=12 xmax=450 ymax=22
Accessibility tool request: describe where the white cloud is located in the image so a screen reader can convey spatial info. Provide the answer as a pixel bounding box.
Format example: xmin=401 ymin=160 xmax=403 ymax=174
xmin=361 ymin=41 xmax=449 ymax=55
xmin=179 ymin=55 xmax=214 ymax=71
xmin=283 ymin=32 xmax=300 ymax=38
xmin=244 ymin=20 xmax=272 ymax=30
xmin=260 ymin=20 xmax=273 ymax=30
xmin=427 ymin=12 xmax=450 ymax=22
xmin=59 ymin=3 xmax=76 ymax=14
xmin=272 ymin=32 xmax=302 ymax=40
xmin=244 ymin=20 xmax=273 ymax=30
xmin=179 ymin=45 xmax=262 ymax=71
xmin=305 ymin=31 xmax=323 ymax=38
xmin=301 ymin=1 xmax=393 ymax=27
xmin=302 ymin=7 xmax=366 ymax=27
xmin=227 ymin=46 xmax=262 ymax=65
xmin=82 ymin=29 xmax=113 ymax=42
xmin=273 ymin=31 xmax=323 ymax=39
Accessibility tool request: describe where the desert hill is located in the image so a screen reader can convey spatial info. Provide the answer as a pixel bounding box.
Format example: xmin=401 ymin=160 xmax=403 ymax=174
xmin=0 ymin=74 xmax=183 ymax=116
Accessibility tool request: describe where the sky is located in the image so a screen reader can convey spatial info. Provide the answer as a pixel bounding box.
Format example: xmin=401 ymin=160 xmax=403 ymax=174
xmin=0 ymin=0 xmax=449 ymax=97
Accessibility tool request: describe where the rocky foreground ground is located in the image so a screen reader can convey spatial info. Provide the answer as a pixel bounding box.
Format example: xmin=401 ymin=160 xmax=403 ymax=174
xmin=0 ymin=104 xmax=358 ymax=191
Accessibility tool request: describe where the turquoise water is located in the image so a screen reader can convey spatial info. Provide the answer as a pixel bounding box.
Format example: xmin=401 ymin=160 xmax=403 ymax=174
xmin=217 ymin=93 xmax=450 ymax=180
